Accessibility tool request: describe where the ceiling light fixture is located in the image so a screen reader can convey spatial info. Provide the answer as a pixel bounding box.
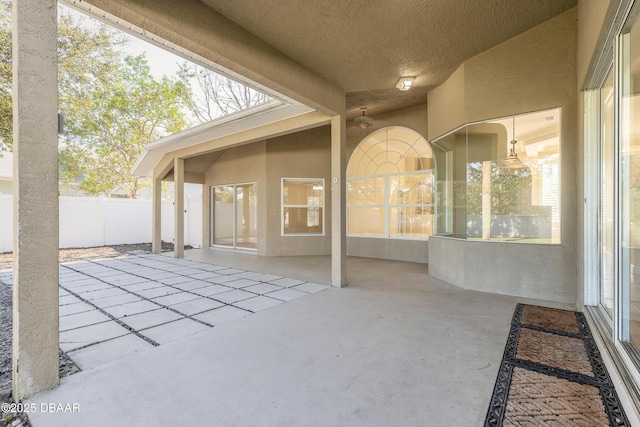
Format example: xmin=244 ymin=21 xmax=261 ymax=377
xmin=396 ymin=77 xmax=415 ymax=91
xmin=500 ymin=117 xmax=526 ymax=169
xmin=354 ymin=107 xmax=373 ymax=129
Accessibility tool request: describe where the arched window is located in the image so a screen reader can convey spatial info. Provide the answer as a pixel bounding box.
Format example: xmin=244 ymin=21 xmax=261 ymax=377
xmin=347 ymin=127 xmax=435 ymax=239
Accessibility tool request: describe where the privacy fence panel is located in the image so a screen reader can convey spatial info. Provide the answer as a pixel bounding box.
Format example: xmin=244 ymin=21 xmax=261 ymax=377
xmin=0 ymin=195 xmax=203 ymax=253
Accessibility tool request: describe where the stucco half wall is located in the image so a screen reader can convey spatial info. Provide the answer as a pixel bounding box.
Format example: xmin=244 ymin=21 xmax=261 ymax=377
xmin=428 ymin=236 xmax=575 ymax=303
xmin=426 ymin=8 xmax=578 ymax=304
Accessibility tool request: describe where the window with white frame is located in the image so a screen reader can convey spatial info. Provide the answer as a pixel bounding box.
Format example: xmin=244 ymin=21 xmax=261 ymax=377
xmin=347 ymin=126 xmax=435 ymax=239
xmin=282 ymin=178 xmax=324 ymax=235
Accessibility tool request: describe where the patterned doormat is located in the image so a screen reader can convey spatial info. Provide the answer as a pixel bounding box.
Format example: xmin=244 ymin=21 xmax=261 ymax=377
xmin=484 ymin=304 xmax=630 ymax=426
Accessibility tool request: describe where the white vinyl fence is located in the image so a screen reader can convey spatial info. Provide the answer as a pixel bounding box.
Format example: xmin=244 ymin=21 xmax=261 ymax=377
xmin=0 ymin=195 xmax=202 ymax=253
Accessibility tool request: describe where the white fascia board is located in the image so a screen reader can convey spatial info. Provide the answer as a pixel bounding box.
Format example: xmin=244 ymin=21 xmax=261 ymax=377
xmin=132 ymin=100 xmax=314 ymax=177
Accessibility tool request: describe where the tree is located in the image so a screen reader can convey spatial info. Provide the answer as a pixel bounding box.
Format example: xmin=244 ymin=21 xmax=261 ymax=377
xmin=466 ymin=161 xmax=533 ymax=216
xmin=1 ymin=4 xmax=191 ymax=197
xmin=0 ymin=4 xmax=128 ymax=151
xmin=60 ymin=54 xmax=190 ymax=198
xmin=181 ymin=63 xmax=270 ymax=123
xmin=0 ymin=0 xmax=11 ymax=150
xmin=57 ymin=11 xmax=191 ymax=198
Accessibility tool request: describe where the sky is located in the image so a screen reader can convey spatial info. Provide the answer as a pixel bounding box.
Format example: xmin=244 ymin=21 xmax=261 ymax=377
xmin=126 ymin=37 xmax=185 ymax=79
xmin=63 ymin=4 xmax=186 ymax=79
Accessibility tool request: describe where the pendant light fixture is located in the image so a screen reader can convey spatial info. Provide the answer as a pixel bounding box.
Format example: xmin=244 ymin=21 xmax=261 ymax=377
xmin=354 ymin=107 xmax=373 ymax=130
xmin=500 ymin=117 xmax=525 ymax=169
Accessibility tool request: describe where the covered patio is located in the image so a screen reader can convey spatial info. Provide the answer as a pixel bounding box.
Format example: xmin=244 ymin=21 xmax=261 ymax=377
xmin=9 ymin=0 xmax=640 ymax=424
xmin=23 ymin=253 xmax=572 ymax=426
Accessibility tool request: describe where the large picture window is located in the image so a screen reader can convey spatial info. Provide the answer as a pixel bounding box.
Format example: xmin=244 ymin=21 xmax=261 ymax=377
xmin=347 ymin=127 xmax=435 ymax=239
xmin=433 ymin=108 xmax=561 ymax=244
xmin=281 ymin=178 xmax=324 ymax=235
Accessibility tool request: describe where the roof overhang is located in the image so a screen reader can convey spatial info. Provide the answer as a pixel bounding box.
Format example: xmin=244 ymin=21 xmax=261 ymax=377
xmin=131 ymin=100 xmax=316 ymax=177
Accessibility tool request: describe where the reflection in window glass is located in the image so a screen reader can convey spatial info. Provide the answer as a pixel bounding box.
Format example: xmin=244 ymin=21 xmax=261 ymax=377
xmin=620 ymin=10 xmax=640 ymax=350
xmin=282 ymin=179 xmax=324 ymax=235
xmin=347 ymin=127 xmax=435 ymax=239
xmin=212 ymin=183 xmax=257 ymax=249
xmin=434 ymin=108 xmax=561 ymax=244
xmin=213 ymin=186 xmax=235 ymax=247
xmin=601 ymin=67 xmax=615 ymax=318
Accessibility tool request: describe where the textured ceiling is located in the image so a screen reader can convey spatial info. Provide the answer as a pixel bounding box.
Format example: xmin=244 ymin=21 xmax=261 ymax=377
xmin=199 ymin=0 xmax=576 ymax=120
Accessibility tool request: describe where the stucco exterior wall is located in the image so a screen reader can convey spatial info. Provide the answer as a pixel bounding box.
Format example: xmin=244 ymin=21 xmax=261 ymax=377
xmin=348 ymin=238 xmax=428 ymax=264
xmin=427 ymin=8 xmax=578 ymax=304
xmin=426 ymin=65 xmax=465 ymax=142
xmin=346 ymin=105 xmax=428 ymax=158
xmin=197 ymin=104 xmax=434 ymax=262
xmin=429 ymin=236 xmax=576 ymax=303
xmin=265 ymin=126 xmax=332 ymax=256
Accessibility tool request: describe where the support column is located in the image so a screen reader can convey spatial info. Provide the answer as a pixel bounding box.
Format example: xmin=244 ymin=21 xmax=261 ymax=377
xmin=482 ymin=160 xmax=491 ymax=240
xmin=202 ymin=183 xmax=210 ymax=248
xmin=12 ymin=0 xmax=59 ymax=399
xmin=242 ymin=185 xmax=250 ymax=242
xmin=151 ymin=177 xmax=162 ymax=254
xmin=174 ymin=158 xmax=185 ymax=258
xmin=331 ymin=114 xmax=347 ymax=287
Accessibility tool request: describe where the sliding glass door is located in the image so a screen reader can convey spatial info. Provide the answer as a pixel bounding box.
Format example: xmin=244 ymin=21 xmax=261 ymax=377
xmin=585 ymin=0 xmax=640 ymax=396
xmin=620 ymin=10 xmax=640 ymax=349
xmin=212 ymin=183 xmax=257 ymax=250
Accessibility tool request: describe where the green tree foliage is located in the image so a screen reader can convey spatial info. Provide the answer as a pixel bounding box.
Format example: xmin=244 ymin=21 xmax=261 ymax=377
xmin=60 ymin=54 xmax=190 ymax=198
xmin=1 ymin=4 xmax=191 ymax=197
xmin=466 ymin=161 xmax=533 ymax=216
xmin=0 ymin=0 xmax=11 ymax=150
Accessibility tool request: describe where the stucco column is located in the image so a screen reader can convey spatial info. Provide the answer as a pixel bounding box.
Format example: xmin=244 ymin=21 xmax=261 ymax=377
xmin=201 ymin=183 xmax=210 ymax=248
xmin=331 ymin=114 xmax=347 ymax=287
xmin=151 ymin=177 xmax=162 ymax=254
xmin=242 ymin=185 xmax=250 ymax=242
xmin=12 ymin=0 xmax=59 ymax=400
xmin=482 ymin=160 xmax=491 ymax=240
xmin=174 ymin=158 xmax=185 ymax=258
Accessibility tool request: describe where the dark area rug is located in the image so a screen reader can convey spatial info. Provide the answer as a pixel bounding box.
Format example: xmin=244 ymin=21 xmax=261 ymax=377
xmin=484 ymin=304 xmax=630 ymax=426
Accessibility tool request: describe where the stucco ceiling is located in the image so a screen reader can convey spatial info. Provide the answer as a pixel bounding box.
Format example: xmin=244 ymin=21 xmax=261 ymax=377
xmin=199 ymin=0 xmax=576 ymax=120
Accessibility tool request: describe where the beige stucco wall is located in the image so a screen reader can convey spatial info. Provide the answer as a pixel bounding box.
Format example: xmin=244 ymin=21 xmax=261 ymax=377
xmin=427 ymin=65 xmax=465 ymax=143
xmin=427 ymin=8 xmax=578 ymax=304
xmin=201 ymin=105 xmax=432 ymax=261
xmin=346 ymin=105 xmax=428 ymax=157
xmin=265 ymin=126 xmax=332 ymax=256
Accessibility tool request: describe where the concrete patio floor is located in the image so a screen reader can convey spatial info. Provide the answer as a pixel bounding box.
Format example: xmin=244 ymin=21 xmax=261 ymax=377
xmin=18 ymin=251 xmax=576 ymax=427
xmin=0 ymin=253 xmax=329 ymax=372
